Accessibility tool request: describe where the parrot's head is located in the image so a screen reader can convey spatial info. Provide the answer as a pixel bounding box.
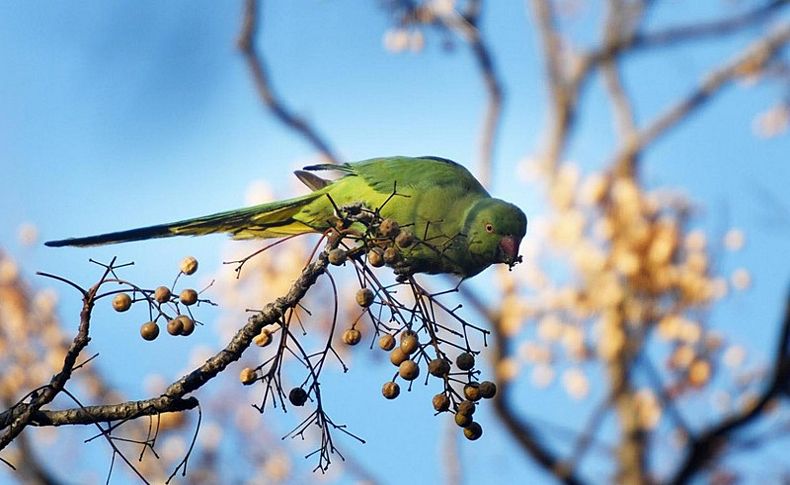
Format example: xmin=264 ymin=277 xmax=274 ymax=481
xmin=464 ymin=198 xmax=527 ymax=270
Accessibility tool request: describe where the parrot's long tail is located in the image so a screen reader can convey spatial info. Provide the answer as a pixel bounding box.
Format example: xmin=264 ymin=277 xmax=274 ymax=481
xmin=45 ymin=192 xmax=323 ymax=247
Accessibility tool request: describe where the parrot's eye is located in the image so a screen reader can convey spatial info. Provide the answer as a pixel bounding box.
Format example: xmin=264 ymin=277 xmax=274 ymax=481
xmin=485 ymin=223 xmax=494 ymax=233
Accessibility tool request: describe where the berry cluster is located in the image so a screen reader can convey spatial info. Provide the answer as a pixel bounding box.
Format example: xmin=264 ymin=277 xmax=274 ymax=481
xmin=107 ymin=256 xmax=211 ymax=341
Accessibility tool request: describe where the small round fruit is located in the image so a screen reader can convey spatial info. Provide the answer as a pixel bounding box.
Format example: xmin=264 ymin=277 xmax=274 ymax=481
xmin=428 ymin=358 xmax=450 ymax=377
xmin=379 ymin=334 xmax=396 ymax=351
xmin=342 ymin=328 xmax=362 ymax=346
xmin=463 ymin=422 xmax=483 ymax=441
xmin=390 ymin=348 xmax=408 ymax=366
xmin=288 ymin=387 xmax=308 ymax=407
xmin=154 ymin=286 xmax=171 ymax=303
xmin=382 ymin=381 xmax=400 ymax=399
xmin=454 ymin=412 xmax=473 ymax=427
xmin=432 ymin=393 xmax=450 ymax=412
xmin=400 ymin=334 xmax=419 ymax=354
xmin=112 ymin=293 xmax=132 ymax=312
xmin=180 ymin=256 xmax=199 ymax=275
xmin=456 ymin=400 xmax=476 ymax=417
xmin=140 ymin=321 xmax=160 ymax=341
xmin=400 ymin=329 xmax=417 ymax=342
xmin=456 ymin=352 xmax=475 ymax=371
xmin=328 ymin=248 xmax=347 ymax=266
xmin=179 ymin=289 xmax=198 ymax=306
xmin=378 ymin=218 xmax=400 ymax=238
xmin=253 ymin=330 xmax=272 ymax=347
xmin=167 ymin=317 xmax=184 ymax=336
xmin=383 ymin=247 xmax=400 ymax=265
xmin=395 ymin=230 xmax=415 ymax=248
xmin=479 ymin=380 xmax=497 ymax=399
xmin=399 ymin=359 xmax=420 ymax=381
xmin=355 ymin=288 xmax=375 ymax=308
xmin=179 ymin=315 xmax=195 ymax=336
xmin=464 ymin=382 xmax=482 ymax=401
xmin=367 ymin=248 xmax=385 ymax=267
xmin=240 ymin=367 xmax=256 ymax=385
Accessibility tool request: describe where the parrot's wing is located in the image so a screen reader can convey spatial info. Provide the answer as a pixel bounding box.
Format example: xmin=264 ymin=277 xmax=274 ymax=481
xmin=294 ymin=170 xmax=331 ymax=191
xmin=304 ymin=157 xmax=489 ymax=196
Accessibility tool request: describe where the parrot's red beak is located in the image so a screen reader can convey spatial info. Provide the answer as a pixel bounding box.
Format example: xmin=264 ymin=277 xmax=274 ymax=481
xmin=498 ymin=235 xmax=523 ymax=268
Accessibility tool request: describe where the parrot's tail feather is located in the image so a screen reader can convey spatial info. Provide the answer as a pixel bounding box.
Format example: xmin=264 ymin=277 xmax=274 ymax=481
xmin=45 ymin=222 xmax=186 ymax=247
xmin=45 ymin=193 xmax=322 ymax=248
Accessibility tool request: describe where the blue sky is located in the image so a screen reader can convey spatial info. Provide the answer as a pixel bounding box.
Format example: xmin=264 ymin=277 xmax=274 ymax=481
xmin=1 ymin=1 xmax=789 ymax=483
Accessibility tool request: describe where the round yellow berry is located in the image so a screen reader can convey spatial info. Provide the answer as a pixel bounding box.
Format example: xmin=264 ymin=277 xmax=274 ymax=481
xmin=112 ymin=293 xmax=132 ymax=312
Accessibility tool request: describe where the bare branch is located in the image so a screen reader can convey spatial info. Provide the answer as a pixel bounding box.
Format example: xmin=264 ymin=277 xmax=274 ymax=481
xmin=612 ymin=23 xmax=790 ymax=169
xmin=237 ymin=0 xmax=340 ymax=164
xmin=632 ymin=0 xmax=788 ymax=51
xmin=442 ymin=0 xmax=504 ymax=186
xmin=0 ymin=260 xmax=117 ymax=451
xmin=669 ymin=289 xmax=790 ymax=484
xmin=0 ymin=252 xmax=330 ymax=443
xmin=529 ymin=0 xmax=581 ymax=175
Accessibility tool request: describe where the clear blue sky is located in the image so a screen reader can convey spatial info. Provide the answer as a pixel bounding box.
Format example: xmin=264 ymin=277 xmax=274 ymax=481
xmin=1 ymin=1 xmax=789 ymax=483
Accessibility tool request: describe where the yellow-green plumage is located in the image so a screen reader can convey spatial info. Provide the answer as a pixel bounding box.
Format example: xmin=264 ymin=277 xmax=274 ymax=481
xmin=46 ymin=156 xmax=527 ymax=278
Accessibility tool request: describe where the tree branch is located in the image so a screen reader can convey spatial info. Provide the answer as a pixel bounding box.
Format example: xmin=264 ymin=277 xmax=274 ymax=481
xmin=669 ymin=288 xmax=790 ymax=484
xmin=443 ymin=0 xmax=504 ymax=187
xmin=612 ymin=22 xmax=790 ymax=169
xmin=237 ymin=0 xmax=341 ymax=164
xmin=0 ymin=252 xmax=329 ymax=440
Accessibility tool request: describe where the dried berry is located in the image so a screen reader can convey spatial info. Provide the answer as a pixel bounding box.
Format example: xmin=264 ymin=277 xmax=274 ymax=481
xmin=382 ymin=381 xmax=400 ymax=399
xmin=390 ymin=348 xmax=408 ymax=366
xmin=454 ymin=412 xmax=473 ymax=427
xmin=167 ymin=317 xmax=184 ymax=336
xmin=140 ymin=321 xmax=159 ymax=341
xmin=240 ymin=367 xmax=256 ymax=385
xmin=180 ymin=256 xmax=199 ymax=275
xmin=456 ymin=352 xmax=475 ymax=371
xmin=400 ymin=334 xmax=419 ymax=355
xmin=395 ymin=229 xmax=415 ymax=248
xmin=464 ymin=382 xmax=482 ymax=401
xmin=378 ymin=218 xmax=400 ymax=238
xmin=379 ymin=334 xmax=396 ymax=351
xmin=463 ymin=422 xmax=483 ymax=441
xmin=154 ymin=286 xmax=171 ymax=303
xmin=400 ymin=329 xmax=418 ymax=342
xmin=112 ymin=293 xmax=132 ymax=312
xmin=178 ymin=315 xmax=195 ymax=336
xmin=383 ymin=247 xmax=400 ymax=265
xmin=288 ymin=387 xmax=308 ymax=406
xmin=399 ymin=359 xmax=420 ymax=380
xmin=456 ymin=400 xmax=476 ymax=417
xmin=367 ymin=248 xmax=385 ymax=267
xmin=432 ymin=393 xmax=450 ymax=412
xmin=253 ymin=330 xmax=272 ymax=347
xmin=179 ymin=289 xmax=198 ymax=306
xmin=428 ymin=358 xmax=450 ymax=377
xmin=328 ymin=248 xmax=347 ymax=266
xmin=355 ymin=288 xmax=375 ymax=307
xmin=342 ymin=328 xmax=362 ymax=345
xmin=479 ymin=380 xmax=497 ymax=399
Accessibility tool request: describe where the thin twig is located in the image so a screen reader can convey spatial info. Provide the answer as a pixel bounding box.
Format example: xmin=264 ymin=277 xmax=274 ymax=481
xmin=612 ymin=23 xmax=790 ymax=169
xmin=669 ymin=289 xmax=790 ymax=484
xmin=237 ymin=0 xmax=340 ymax=164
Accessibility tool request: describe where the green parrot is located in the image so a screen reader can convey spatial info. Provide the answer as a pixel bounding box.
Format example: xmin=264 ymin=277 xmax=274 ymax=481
xmin=46 ymin=156 xmax=527 ymax=278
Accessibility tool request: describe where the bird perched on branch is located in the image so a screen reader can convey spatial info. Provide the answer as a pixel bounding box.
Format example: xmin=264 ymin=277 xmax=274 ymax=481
xmin=47 ymin=156 xmax=527 ymax=278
